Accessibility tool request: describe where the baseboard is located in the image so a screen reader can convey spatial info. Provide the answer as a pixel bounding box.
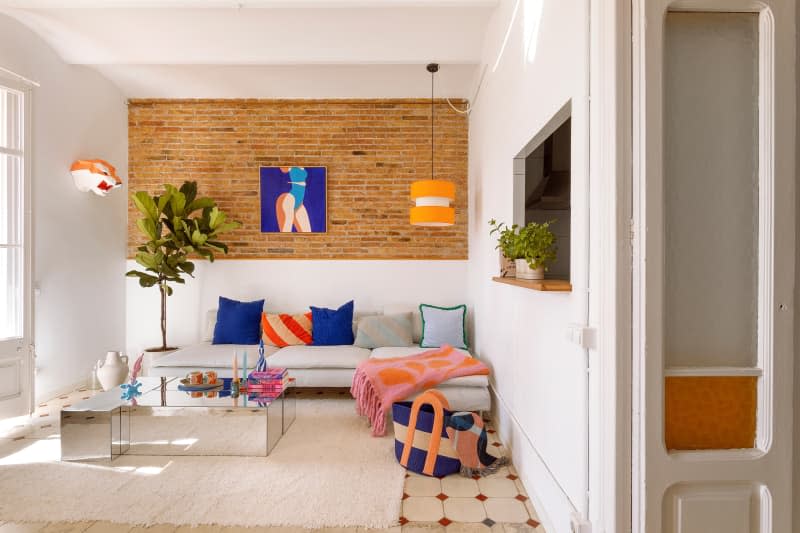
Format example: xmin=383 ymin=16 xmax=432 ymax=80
xmin=490 ymin=383 xmax=577 ymax=533
xmin=35 ymin=378 xmax=87 ymax=405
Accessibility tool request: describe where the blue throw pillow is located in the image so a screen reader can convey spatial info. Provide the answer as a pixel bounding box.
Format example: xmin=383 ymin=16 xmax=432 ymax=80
xmin=212 ymin=296 xmax=264 ymax=345
xmin=419 ymin=304 xmax=468 ymax=349
xmin=311 ymin=300 xmax=355 ymax=346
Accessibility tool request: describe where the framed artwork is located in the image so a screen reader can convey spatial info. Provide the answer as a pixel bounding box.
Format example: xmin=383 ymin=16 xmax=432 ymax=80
xmin=260 ymin=166 xmax=327 ymax=233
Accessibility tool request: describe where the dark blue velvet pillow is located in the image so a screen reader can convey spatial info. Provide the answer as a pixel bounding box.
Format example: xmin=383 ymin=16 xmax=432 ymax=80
xmin=311 ymin=300 xmax=355 ymax=346
xmin=212 ymin=296 xmax=264 ymax=345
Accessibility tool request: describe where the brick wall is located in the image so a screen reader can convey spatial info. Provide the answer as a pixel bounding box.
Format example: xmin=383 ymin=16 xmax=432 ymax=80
xmin=127 ymin=99 xmax=468 ymax=259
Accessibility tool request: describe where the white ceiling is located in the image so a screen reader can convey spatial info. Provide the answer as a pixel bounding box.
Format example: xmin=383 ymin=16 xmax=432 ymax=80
xmin=93 ymin=64 xmax=479 ymax=98
xmin=2 ymin=1 xmax=494 ymax=96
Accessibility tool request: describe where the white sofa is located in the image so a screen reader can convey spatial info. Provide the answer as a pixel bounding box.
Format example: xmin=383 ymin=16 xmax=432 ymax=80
xmin=148 ymin=308 xmax=491 ymax=412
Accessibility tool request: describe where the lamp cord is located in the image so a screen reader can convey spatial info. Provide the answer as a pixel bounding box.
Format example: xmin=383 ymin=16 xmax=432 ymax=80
xmin=430 ymin=68 xmax=434 ymax=181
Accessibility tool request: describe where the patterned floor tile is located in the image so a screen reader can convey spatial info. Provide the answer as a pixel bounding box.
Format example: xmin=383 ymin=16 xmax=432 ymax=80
xmin=404 ymin=475 xmax=442 ymax=497
xmin=400 ymin=523 xmax=445 ymax=533
xmin=503 ymin=524 xmax=539 ymax=533
xmin=402 ymin=498 xmax=444 ymax=522
xmin=445 ymin=524 xmax=499 ymax=533
xmin=483 ymin=499 xmax=530 ymax=524
xmin=440 ymin=476 xmax=480 ymax=497
xmin=477 ymin=477 xmax=519 ymax=498
xmin=523 ymin=501 xmax=540 ymax=522
xmin=442 ymin=497 xmax=486 ymax=523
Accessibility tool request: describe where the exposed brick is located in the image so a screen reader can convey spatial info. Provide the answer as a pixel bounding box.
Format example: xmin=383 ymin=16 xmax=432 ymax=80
xmin=127 ymin=99 xmax=468 ymax=259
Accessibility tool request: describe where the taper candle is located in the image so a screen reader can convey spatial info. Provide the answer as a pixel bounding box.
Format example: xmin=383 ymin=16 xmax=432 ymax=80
xmin=243 ymin=351 xmax=248 ymax=382
xmin=232 ymin=352 xmax=239 ymax=383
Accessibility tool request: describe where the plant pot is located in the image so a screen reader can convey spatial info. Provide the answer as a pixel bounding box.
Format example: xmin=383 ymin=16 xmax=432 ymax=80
xmin=499 ymin=252 xmax=516 ymax=278
xmin=515 ymin=259 xmax=545 ymax=280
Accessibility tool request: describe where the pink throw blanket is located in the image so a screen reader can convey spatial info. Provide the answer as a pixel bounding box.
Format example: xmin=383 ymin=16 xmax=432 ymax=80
xmin=350 ymin=345 xmax=490 ymax=436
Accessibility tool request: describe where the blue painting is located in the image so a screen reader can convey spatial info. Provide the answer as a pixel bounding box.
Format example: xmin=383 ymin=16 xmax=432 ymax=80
xmin=260 ymin=166 xmax=327 ymax=233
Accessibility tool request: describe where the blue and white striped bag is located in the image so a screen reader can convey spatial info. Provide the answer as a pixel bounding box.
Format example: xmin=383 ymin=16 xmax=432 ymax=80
xmin=392 ymin=390 xmax=461 ymax=477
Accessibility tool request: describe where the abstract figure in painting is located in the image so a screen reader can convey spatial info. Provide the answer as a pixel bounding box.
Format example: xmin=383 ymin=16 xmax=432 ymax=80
xmin=276 ymin=166 xmax=311 ymax=232
xmin=260 ymin=166 xmax=327 ymax=233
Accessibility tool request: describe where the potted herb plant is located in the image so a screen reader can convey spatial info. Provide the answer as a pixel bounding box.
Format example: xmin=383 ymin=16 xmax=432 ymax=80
xmin=512 ymin=220 xmax=557 ymax=280
xmin=127 ymin=181 xmax=240 ymax=353
xmin=488 ymin=219 xmax=519 ymax=277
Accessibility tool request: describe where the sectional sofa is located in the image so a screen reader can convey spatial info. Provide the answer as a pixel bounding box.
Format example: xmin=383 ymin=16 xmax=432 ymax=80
xmin=147 ymin=306 xmax=491 ymax=412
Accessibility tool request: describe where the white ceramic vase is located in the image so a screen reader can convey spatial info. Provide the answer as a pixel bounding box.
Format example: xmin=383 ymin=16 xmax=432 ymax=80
xmin=515 ymin=259 xmax=545 ymax=280
xmin=96 ymin=351 xmax=130 ymax=391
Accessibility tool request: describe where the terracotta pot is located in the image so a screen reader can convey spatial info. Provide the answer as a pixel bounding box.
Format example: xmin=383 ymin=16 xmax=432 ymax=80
xmin=499 ymin=252 xmax=516 ymax=278
xmin=515 ymin=259 xmax=545 ymax=280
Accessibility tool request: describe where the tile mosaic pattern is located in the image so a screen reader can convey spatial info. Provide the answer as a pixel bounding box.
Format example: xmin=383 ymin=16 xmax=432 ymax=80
xmin=0 ymin=388 xmax=545 ymax=532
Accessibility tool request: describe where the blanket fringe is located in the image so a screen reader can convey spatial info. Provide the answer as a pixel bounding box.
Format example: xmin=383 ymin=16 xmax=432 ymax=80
xmin=350 ymin=368 xmax=387 ymax=436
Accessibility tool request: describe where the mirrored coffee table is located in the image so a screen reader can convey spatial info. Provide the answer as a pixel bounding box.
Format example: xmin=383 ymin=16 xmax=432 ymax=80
xmin=61 ymin=376 xmax=295 ymax=461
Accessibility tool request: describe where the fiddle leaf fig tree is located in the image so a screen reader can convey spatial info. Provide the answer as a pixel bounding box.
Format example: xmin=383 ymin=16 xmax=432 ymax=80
xmin=126 ymin=181 xmax=241 ymax=352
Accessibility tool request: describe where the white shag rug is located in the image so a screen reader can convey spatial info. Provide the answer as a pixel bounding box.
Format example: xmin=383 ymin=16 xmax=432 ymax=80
xmin=0 ymin=399 xmax=404 ymax=528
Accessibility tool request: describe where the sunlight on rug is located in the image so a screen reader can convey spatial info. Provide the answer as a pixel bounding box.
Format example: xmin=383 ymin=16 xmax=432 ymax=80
xmin=0 ymin=399 xmax=404 ymax=528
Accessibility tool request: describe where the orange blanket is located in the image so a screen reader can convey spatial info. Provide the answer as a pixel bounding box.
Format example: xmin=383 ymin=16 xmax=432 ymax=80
xmin=350 ymin=345 xmax=490 ymax=436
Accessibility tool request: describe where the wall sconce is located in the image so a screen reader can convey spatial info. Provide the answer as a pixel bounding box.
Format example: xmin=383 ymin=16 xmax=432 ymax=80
xmin=70 ymin=159 xmax=123 ymax=196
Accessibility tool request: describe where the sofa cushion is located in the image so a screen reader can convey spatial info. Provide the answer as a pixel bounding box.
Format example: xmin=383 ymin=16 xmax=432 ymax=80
xmin=369 ymin=346 xmax=489 ymax=388
xmin=202 ymin=309 xmax=217 ymax=342
xmin=311 ymin=300 xmax=355 ymax=346
xmin=382 ymin=305 xmax=422 ymax=343
xmin=152 ymin=342 xmax=280 ymax=369
xmin=354 ymin=313 xmax=414 ymax=349
xmin=262 ymin=311 xmax=313 ymax=347
xmin=266 ymin=344 xmax=371 ymax=369
xmin=212 ymin=297 xmax=264 ymax=345
xmin=419 ymin=303 xmax=468 ymax=349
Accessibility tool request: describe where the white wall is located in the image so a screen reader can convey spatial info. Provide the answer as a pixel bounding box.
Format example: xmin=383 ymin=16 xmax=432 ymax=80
xmin=126 ymin=260 xmax=469 ymax=354
xmin=0 ymin=14 xmax=128 ymax=401
xmin=467 ymin=1 xmax=590 ymax=532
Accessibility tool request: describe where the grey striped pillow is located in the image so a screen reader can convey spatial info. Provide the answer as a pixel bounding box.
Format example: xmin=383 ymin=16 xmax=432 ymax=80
xmin=354 ymin=313 xmax=414 ymax=348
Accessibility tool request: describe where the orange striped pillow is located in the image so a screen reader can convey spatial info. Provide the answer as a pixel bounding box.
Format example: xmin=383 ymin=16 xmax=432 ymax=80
xmin=261 ymin=312 xmax=313 ymax=347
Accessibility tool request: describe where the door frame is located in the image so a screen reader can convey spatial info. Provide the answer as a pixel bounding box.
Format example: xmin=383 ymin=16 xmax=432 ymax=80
xmin=629 ymin=1 xmax=796 ymax=531
xmin=587 ymin=0 xmax=633 ymax=533
xmin=0 ymin=73 xmax=34 ymax=419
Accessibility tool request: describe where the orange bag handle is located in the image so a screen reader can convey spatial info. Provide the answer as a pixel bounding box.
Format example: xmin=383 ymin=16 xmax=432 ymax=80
xmin=399 ymin=390 xmax=451 ymax=476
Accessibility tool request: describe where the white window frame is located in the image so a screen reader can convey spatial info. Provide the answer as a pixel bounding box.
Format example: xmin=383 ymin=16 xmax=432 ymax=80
xmin=0 ymin=73 xmax=34 ymax=414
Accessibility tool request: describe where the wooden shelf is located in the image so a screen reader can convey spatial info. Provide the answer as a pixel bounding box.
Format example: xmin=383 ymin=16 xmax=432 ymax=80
xmin=492 ymin=276 xmax=572 ymax=292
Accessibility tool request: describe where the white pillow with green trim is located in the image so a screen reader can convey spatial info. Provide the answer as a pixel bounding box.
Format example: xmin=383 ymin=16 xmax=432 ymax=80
xmin=354 ymin=313 xmax=414 ymax=348
xmin=419 ymin=304 xmax=468 ymax=349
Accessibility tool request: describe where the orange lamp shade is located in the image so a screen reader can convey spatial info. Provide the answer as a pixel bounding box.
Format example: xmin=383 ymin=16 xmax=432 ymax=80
xmin=410 ymin=206 xmax=455 ymax=226
xmin=410 ymin=180 xmax=455 ymax=226
xmin=411 ymin=180 xmax=455 ymax=201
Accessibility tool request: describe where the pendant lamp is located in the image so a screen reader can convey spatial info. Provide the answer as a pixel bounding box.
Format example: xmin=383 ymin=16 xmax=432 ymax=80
xmin=410 ymin=63 xmax=455 ymax=227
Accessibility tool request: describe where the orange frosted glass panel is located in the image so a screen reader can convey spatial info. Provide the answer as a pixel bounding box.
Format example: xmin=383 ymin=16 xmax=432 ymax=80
xmin=665 ymin=376 xmax=757 ymax=450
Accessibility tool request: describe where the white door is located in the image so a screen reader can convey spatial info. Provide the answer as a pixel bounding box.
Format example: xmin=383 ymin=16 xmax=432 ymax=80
xmin=0 ymin=78 xmax=33 ymax=420
xmin=632 ymin=1 xmax=795 ymax=532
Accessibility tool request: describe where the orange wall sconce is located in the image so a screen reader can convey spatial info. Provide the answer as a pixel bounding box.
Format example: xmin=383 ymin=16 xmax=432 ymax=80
xmin=70 ymin=159 xmax=123 ymax=196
